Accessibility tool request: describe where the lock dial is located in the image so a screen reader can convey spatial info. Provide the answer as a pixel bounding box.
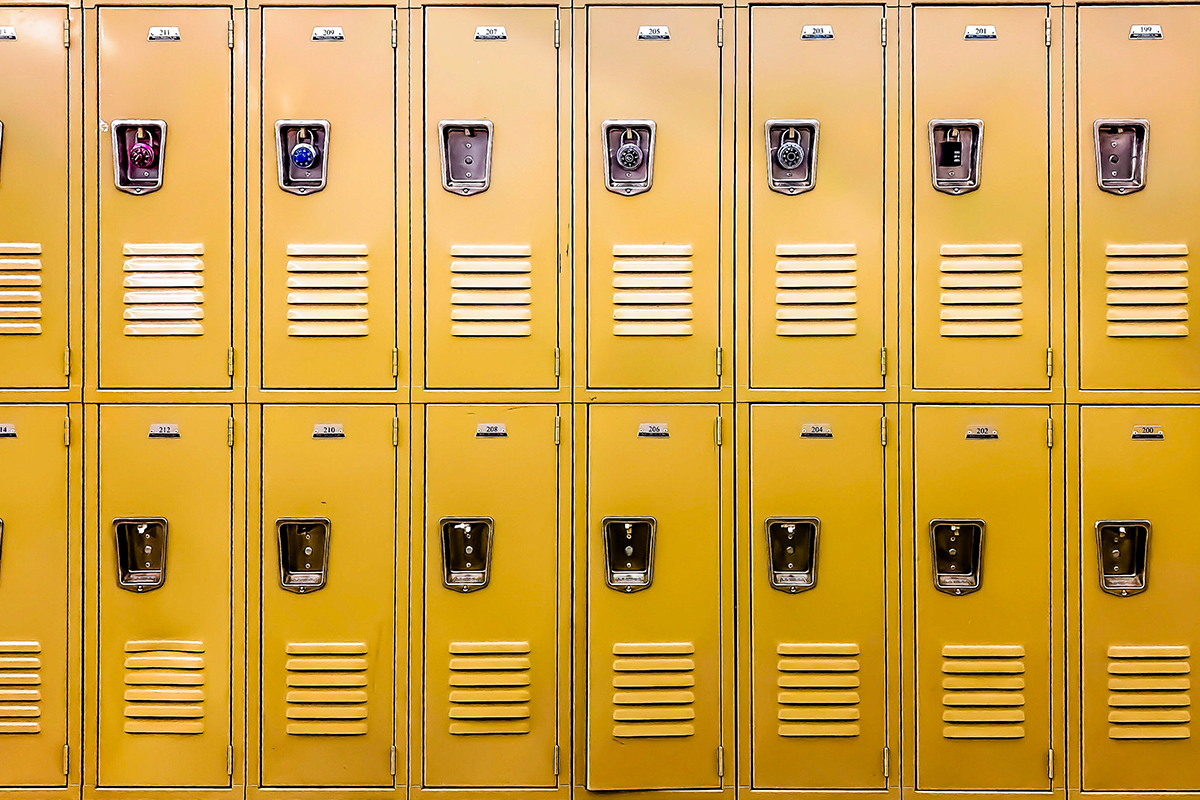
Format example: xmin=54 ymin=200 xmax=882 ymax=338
xmin=290 ymin=142 xmax=318 ymax=170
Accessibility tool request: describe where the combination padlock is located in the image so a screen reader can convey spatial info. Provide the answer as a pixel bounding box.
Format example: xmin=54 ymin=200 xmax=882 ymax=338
xmin=290 ymin=128 xmax=319 ymax=171
xmin=616 ymin=128 xmax=645 ymax=172
xmin=776 ymin=128 xmax=805 ymax=171
xmin=128 ymin=127 xmax=157 ymax=170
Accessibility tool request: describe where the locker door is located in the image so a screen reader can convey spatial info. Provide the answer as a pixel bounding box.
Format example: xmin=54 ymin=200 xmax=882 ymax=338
xmin=586 ymin=404 xmax=722 ymax=790
xmin=260 ymin=7 xmax=398 ymax=390
xmin=97 ymin=405 xmax=233 ymax=787
xmin=423 ymin=7 xmax=560 ymax=390
xmin=1080 ymin=406 xmax=1200 ymax=790
xmin=749 ymin=7 xmax=885 ymax=389
xmin=586 ymin=7 xmax=721 ymax=389
xmin=0 ymin=405 xmax=70 ymax=785
xmin=0 ymin=7 xmax=70 ymax=389
xmin=749 ymin=405 xmax=887 ymax=789
xmin=912 ymin=6 xmax=1051 ymax=390
xmin=423 ymin=405 xmax=559 ymax=786
xmin=913 ymin=405 xmax=1052 ymax=791
xmin=260 ymin=405 xmax=396 ymax=786
xmin=97 ymin=7 xmax=233 ymax=389
xmin=1078 ymin=7 xmax=1200 ymax=390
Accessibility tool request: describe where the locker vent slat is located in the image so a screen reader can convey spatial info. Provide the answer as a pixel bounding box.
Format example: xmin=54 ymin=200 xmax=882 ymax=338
xmin=611 ymin=642 xmax=696 ymax=738
xmin=938 ymin=249 xmax=1024 ymax=337
xmin=448 ymin=641 xmax=532 ymax=735
xmin=0 ymin=641 xmax=42 ymax=734
xmin=0 ymin=252 xmax=43 ymax=335
xmin=776 ymin=642 xmax=861 ymax=737
xmin=941 ymin=644 xmax=1026 ymax=739
xmin=773 ymin=244 xmax=858 ymax=337
xmin=448 ymin=245 xmax=533 ymax=337
xmin=285 ymin=642 xmax=369 ymax=736
xmin=612 ymin=245 xmax=694 ymax=336
xmin=122 ymin=640 xmax=205 ymax=734
xmin=122 ymin=247 xmax=205 ymax=336
xmin=286 ymin=246 xmax=370 ymax=337
xmin=1107 ymin=644 xmax=1191 ymax=740
xmin=1103 ymin=247 xmax=1189 ymax=338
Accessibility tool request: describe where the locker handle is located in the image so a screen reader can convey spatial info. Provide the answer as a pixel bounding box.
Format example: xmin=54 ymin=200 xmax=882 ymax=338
xmin=929 ymin=120 xmax=982 ymax=194
xmin=1094 ymin=120 xmax=1148 ymax=195
xmin=438 ymin=120 xmax=494 ymax=196
xmin=440 ymin=517 xmax=494 ymax=592
xmin=277 ymin=517 xmax=331 ymax=593
xmin=1095 ymin=520 xmax=1150 ymax=596
xmin=602 ymin=120 xmax=656 ymax=196
xmin=765 ymin=517 xmax=819 ymax=593
xmin=114 ymin=517 xmax=168 ymax=592
xmin=111 ymin=120 xmax=166 ymax=195
xmin=275 ymin=120 xmax=330 ymax=195
xmin=929 ymin=519 xmax=984 ymax=595
xmin=602 ymin=516 xmax=656 ymax=592
xmin=764 ymin=120 xmax=819 ymax=195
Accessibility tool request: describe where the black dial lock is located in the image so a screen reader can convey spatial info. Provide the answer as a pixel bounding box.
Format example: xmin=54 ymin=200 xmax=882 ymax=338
xmin=602 ymin=120 xmax=656 ymax=196
xmin=111 ymin=120 xmax=166 ymax=195
xmin=764 ymin=120 xmax=818 ymax=195
xmin=129 ymin=129 xmax=156 ymax=169
xmin=776 ymin=139 xmax=805 ymax=171
xmin=617 ymin=139 xmax=644 ymax=171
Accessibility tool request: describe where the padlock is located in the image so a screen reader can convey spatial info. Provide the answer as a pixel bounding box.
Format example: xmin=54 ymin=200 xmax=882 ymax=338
xmin=775 ymin=128 xmax=805 ymax=171
xmin=616 ymin=128 xmax=645 ymax=171
xmin=128 ymin=127 xmax=157 ymax=169
xmin=290 ymin=127 xmax=319 ymax=171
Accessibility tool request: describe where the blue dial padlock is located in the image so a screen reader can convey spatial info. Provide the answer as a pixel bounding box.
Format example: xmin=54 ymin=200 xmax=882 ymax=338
xmin=291 ymin=141 xmax=318 ymax=170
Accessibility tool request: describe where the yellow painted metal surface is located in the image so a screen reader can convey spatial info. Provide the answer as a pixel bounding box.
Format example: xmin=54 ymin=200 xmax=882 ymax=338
xmin=259 ymin=405 xmax=396 ymax=786
xmin=748 ymin=404 xmax=886 ymax=789
xmin=750 ymin=6 xmax=885 ymax=390
xmin=0 ymin=7 xmax=69 ymax=390
xmin=97 ymin=405 xmax=233 ymax=787
xmin=0 ymin=405 xmax=70 ymax=785
xmin=97 ymin=7 xmax=234 ymax=390
xmin=422 ymin=7 xmax=559 ymax=390
xmin=586 ymin=404 xmax=722 ymax=791
xmin=1079 ymin=406 xmax=1200 ymax=791
xmin=260 ymin=7 xmax=398 ymax=390
xmin=1077 ymin=6 xmax=1200 ymax=391
xmin=912 ymin=6 xmax=1051 ymax=391
xmin=422 ymin=404 xmax=559 ymax=787
xmin=913 ymin=405 xmax=1052 ymax=791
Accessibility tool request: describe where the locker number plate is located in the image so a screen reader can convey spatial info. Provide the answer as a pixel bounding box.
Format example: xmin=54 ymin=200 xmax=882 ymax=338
xmin=637 ymin=423 xmax=670 ymax=438
xmin=964 ymin=25 xmax=997 ymax=39
xmin=313 ymin=424 xmax=345 ymax=439
xmin=1132 ymin=425 xmax=1164 ymax=440
xmin=637 ymin=25 xmax=670 ymax=40
xmin=0 ymin=27 xmax=16 ymax=40
xmin=965 ymin=426 xmax=999 ymax=440
xmin=801 ymin=25 xmax=834 ymax=40
xmin=475 ymin=422 xmax=508 ymax=438
xmin=0 ymin=424 xmax=16 ymax=438
xmin=800 ymin=424 xmax=833 ymax=439
xmin=312 ymin=27 xmax=344 ymax=41
xmin=148 ymin=424 xmax=180 ymax=439
xmin=474 ymin=26 xmax=507 ymax=40
xmin=1129 ymin=24 xmax=1162 ymax=39
xmin=147 ymin=27 xmax=181 ymax=41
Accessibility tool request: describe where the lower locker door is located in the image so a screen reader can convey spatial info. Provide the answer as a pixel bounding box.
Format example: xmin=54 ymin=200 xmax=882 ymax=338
xmin=1081 ymin=406 xmax=1200 ymax=791
xmin=586 ymin=404 xmax=723 ymax=790
xmin=97 ymin=405 xmax=233 ymax=787
xmin=423 ymin=405 xmax=560 ymax=787
xmin=0 ymin=406 xmax=70 ymax=785
xmin=914 ymin=405 xmax=1052 ymax=791
xmin=749 ymin=404 xmax=887 ymax=789
xmin=260 ymin=405 xmax=396 ymax=787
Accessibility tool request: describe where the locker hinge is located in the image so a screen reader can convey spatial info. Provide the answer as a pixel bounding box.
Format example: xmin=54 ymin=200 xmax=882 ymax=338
xmin=392 ymin=417 xmax=399 ymax=447
xmin=717 ymin=746 xmax=724 ymax=777
xmin=882 ymin=746 xmax=890 ymax=778
xmin=715 ymin=415 xmax=723 ymax=447
xmin=63 ymin=17 xmax=70 ymax=48
xmin=554 ymin=346 xmax=561 ymax=377
xmin=391 ymin=18 xmax=398 ymax=48
xmin=390 ymin=746 xmax=397 ymax=776
xmin=880 ymin=347 xmax=888 ymax=377
xmin=226 ymin=746 xmax=233 ymax=776
xmin=881 ymin=417 xmax=888 ymax=447
xmin=63 ymin=417 xmax=70 ymax=447
xmin=227 ymin=418 xmax=235 ymax=448
xmin=1046 ymin=347 xmax=1053 ymax=378
xmin=392 ymin=348 xmax=399 ymax=378
xmin=554 ymin=18 xmax=560 ymax=48
xmin=1045 ymin=17 xmax=1052 ymax=46
xmin=1047 ymin=418 xmax=1054 ymax=449
xmin=554 ymin=415 xmax=561 ymax=446
xmin=881 ymin=17 xmax=887 ymax=47
xmin=553 ymin=744 xmax=560 ymax=775
xmin=63 ymin=345 xmax=71 ymax=376
xmin=717 ymin=17 xmax=723 ymax=47
xmin=1048 ymin=748 xmax=1055 ymax=779
xmin=227 ymin=346 xmax=235 ymax=377
xmin=62 ymin=745 xmax=69 ymax=775
xmin=715 ymin=346 xmax=723 ymax=376
xmin=227 ymin=19 xmax=234 ymax=49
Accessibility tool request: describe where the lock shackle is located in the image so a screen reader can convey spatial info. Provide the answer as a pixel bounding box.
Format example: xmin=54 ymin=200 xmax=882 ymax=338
xmin=782 ymin=126 xmax=800 ymax=143
xmin=135 ymin=126 xmax=152 ymax=144
xmin=623 ymin=127 xmax=642 ymax=147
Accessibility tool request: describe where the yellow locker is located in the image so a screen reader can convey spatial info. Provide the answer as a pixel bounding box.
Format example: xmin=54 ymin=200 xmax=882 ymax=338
xmin=0 ymin=405 xmax=70 ymax=785
xmin=1077 ymin=7 xmax=1200 ymax=391
xmin=96 ymin=7 xmax=234 ymax=390
xmin=749 ymin=7 xmax=886 ymax=390
xmin=0 ymin=7 xmax=70 ymax=390
xmin=748 ymin=404 xmax=887 ymax=789
xmin=97 ymin=405 xmax=233 ymax=787
xmin=260 ymin=7 xmax=398 ymax=390
xmin=422 ymin=405 xmax=560 ymax=786
xmin=586 ymin=404 xmax=723 ymax=790
xmin=1079 ymin=406 xmax=1200 ymax=791
xmin=260 ymin=405 xmax=396 ymax=786
xmin=911 ymin=6 xmax=1051 ymax=391
xmin=586 ymin=6 xmax=722 ymax=390
xmin=913 ymin=405 xmax=1053 ymax=791
xmin=422 ymin=7 xmax=560 ymax=390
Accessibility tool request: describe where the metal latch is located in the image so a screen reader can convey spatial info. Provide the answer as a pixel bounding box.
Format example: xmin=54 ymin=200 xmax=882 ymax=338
xmin=602 ymin=516 xmax=656 ymax=592
xmin=764 ymin=120 xmax=819 ymax=195
xmin=602 ymin=120 xmax=656 ymax=196
xmin=765 ymin=517 xmax=820 ymax=593
xmin=275 ymin=120 xmax=330 ymax=195
xmin=111 ymin=120 xmax=166 ymax=195
xmin=277 ymin=517 xmax=331 ymax=593
xmin=440 ymin=517 xmax=494 ymax=592
xmin=1095 ymin=520 xmax=1150 ymax=596
xmin=929 ymin=119 xmax=983 ymax=194
xmin=439 ymin=120 xmax=494 ymax=195
xmin=114 ymin=517 xmax=168 ymax=592
xmin=1094 ymin=119 xmax=1148 ymax=195
xmin=929 ymin=519 xmax=984 ymax=595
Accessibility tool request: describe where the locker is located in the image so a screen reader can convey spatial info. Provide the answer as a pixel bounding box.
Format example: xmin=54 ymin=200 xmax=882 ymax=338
xmin=96 ymin=7 xmax=234 ymax=389
xmin=912 ymin=405 xmax=1053 ymax=791
xmin=0 ymin=7 xmax=70 ymax=390
xmin=422 ymin=405 xmax=560 ymax=786
xmin=911 ymin=6 xmax=1051 ymax=390
xmin=1079 ymin=406 xmax=1200 ymax=790
xmin=259 ymin=7 xmax=398 ymax=390
xmin=586 ymin=404 xmax=723 ymax=790
xmin=586 ymin=6 xmax=722 ymax=389
xmin=96 ymin=405 xmax=233 ymax=787
xmin=423 ymin=7 xmax=560 ymax=390
xmin=749 ymin=6 xmax=886 ymax=390
xmin=259 ymin=405 xmax=397 ymax=786
xmin=748 ymin=405 xmax=887 ymax=789
xmin=0 ymin=406 xmax=71 ymax=785
xmin=1077 ymin=6 xmax=1200 ymax=391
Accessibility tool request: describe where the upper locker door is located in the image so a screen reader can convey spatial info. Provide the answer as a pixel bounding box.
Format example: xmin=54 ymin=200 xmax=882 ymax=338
xmin=260 ymin=406 xmax=396 ymax=787
xmin=0 ymin=406 xmax=70 ymax=785
xmin=750 ymin=7 xmax=885 ymax=389
xmin=423 ymin=405 xmax=559 ymax=787
xmin=1080 ymin=407 xmax=1200 ymax=791
xmin=587 ymin=7 xmax=721 ymax=389
xmin=97 ymin=405 xmax=233 ymax=787
xmin=423 ymin=8 xmax=559 ymax=390
xmin=0 ymin=8 xmax=70 ymax=389
xmin=98 ymin=7 xmax=233 ymax=389
xmin=913 ymin=405 xmax=1052 ymax=791
xmin=587 ymin=405 xmax=723 ymax=790
xmin=749 ymin=405 xmax=887 ymax=789
xmin=1078 ymin=7 xmax=1200 ymax=390
xmin=261 ymin=8 xmax=398 ymax=390
xmin=912 ymin=6 xmax=1051 ymax=390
